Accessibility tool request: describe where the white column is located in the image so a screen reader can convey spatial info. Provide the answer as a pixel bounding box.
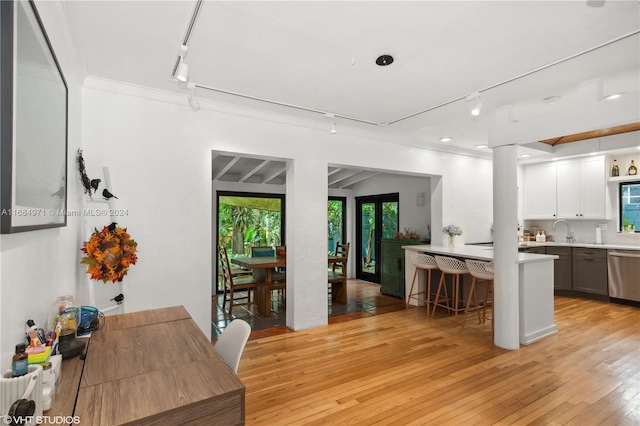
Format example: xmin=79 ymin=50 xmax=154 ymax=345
xmin=285 ymin=157 xmax=329 ymax=330
xmin=492 ymin=144 xmax=520 ymax=350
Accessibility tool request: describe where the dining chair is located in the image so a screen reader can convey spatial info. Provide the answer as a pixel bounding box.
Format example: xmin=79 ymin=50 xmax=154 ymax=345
xmin=218 ymin=246 xmax=259 ymax=316
xmin=214 ymin=319 xmax=251 ymax=373
xmin=328 ymin=242 xmax=350 ymax=304
xmin=252 ymin=245 xmax=286 ymax=304
xmin=251 ymin=246 xmax=275 ymax=257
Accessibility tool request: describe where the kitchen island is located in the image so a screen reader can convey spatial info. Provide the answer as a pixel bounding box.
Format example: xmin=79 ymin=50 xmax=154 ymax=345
xmin=403 ymin=244 xmax=558 ymax=346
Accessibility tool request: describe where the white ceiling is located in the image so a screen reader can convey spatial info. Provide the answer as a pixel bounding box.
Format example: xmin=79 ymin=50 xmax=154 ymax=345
xmin=61 ymin=1 xmax=640 ymax=185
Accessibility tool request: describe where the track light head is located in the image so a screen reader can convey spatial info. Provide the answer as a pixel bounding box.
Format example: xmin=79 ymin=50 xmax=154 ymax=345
xmin=471 ymin=101 xmax=482 ymax=116
xmin=187 ymin=82 xmax=200 ymax=111
xmin=188 ymin=93 xmax=200 ymax=111
xmin=176 ymin=58 xmax=189 ymax=82
xmin=324 ymin=113 xmax=336 ymax=134
xmin=466 ymin=92 xmax=482 ymax=116
xmin=173 ymin=44 xmax=189 ymax=82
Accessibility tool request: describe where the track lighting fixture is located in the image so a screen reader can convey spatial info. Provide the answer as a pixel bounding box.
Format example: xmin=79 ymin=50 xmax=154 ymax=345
xmin=187 ymin=82 xmax=200 ymax=111
xmin=325 ymin=113 xmax=337 ymax=134
xmin=466 ymin=92 xmax=482 ymax=116
xmin=176 ymin=59 xmax=189 ymax=82
xmin=174 ymin=45 xmax=189 ymax=82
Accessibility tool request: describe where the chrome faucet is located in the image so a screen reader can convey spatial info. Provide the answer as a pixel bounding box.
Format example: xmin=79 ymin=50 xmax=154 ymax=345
xmin=552 ymin=220 xmax=575 ymax=243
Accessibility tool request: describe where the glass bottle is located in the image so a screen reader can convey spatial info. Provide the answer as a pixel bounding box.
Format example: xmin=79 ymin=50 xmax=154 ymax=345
xmin=50 ymin=295 xmax=78 ymax=336
xmin=629 ymin=160 xmax=637 ymax=176
xmin=12 ymin=343 xmax=28 ymax=377
xmin=611 ymin=160 xmax=620 ymax=177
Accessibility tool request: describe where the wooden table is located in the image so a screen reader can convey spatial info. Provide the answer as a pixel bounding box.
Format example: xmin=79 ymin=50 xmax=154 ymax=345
xmin=230 ymin=256 xmax=285 ymax=317
xmin=231 ymin=255 xmax=347 ymax=316
xmin=55 ymin=306 xmax=245 ymax=425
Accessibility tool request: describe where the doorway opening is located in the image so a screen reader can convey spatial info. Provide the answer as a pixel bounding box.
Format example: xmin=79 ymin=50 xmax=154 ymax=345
xmin=216 ymin=191 xmax=286 ymax=292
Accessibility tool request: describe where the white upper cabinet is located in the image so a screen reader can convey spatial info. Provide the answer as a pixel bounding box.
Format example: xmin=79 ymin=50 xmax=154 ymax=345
xmin=523 ymin=162 xmax=557 ymax=219
xmin=557 ymin=156 xmax=605 ymax=219
xmin=524 ymin=156 xmax=606 ymax=221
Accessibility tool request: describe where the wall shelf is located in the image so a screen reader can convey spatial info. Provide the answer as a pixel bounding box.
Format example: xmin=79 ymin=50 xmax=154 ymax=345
xmin=608 ymin=175 xmax=640 ymax=183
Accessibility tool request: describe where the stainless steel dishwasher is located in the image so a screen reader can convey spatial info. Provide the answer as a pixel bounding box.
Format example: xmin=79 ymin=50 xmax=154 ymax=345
xmin=608 ymin=250 xmax=640 ymax=302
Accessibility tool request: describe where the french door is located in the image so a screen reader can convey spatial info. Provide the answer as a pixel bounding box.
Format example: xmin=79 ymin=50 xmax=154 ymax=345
xmin=356 ymin=193 xmax=399 ymax=283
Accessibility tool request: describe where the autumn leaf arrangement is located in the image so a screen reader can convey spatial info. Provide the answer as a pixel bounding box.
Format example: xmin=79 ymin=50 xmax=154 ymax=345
xmin=81 ymin=222 xmax=138 ymax=283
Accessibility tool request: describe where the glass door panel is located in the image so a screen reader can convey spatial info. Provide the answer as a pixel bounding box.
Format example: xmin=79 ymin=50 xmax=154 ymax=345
xmin=382 ymin=201 xmax=399 ymax=238
xmin=361 ymin=202 xmax=376 ymax=277
xmin=356 ymin=194 xmax=398 ymax=283
xmin=328 ymin=197 xmax=346 ymax=253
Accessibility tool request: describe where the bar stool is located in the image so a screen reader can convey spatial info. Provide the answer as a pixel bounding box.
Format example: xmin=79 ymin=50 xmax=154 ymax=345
xmin=465 ymin=259 xmax=494 ymax=337
xmin=406 ymin=252 xmax=439 ymax=313
xmin=432 ymin=256 xmax=469 ymax=321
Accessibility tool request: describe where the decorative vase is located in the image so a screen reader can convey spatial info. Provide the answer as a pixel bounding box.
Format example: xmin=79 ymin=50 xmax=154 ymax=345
xmin=447 ymin=234 xmax=455 ymax=247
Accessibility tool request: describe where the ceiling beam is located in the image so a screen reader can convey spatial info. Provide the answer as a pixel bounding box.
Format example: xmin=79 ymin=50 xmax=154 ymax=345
xmin=239 ymin=159 xmax=270 ymax=183
xmin=335 ymin=172 xmax=382 ymax=189
xmin=329 ymin=170 xmax=361 ymax=186
xmin=263 ymin=167 xmax=286 ymax=184
xmin=212 ymin=156 xmax=240 ymax=181
xmin=490 ymin=89 xmax=639 ymax=147
xmin=539 ymin=122 xmax=640 ymax=146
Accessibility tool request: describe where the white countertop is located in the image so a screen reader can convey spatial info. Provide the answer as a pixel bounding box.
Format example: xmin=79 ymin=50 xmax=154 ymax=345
xmin=518 ymin=241 xmax=640 ymax=251
xmin=402 ymin=244 xmax=557 ymax=264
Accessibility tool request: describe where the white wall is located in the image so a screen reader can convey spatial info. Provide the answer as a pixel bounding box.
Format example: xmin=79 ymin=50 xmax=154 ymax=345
xmin=0 ymin=2 xmax=85 ymax=365
xmin=350 ymin=174 xmax=432 ymax=241
xmin=78 ymin=78 xmax=494 ymax=337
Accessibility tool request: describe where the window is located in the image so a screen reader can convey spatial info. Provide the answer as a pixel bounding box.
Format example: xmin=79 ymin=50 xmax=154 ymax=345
xmin=217 ymin=191 xmax=285 ymax=257
xmin=620 ymin=182 xmax=640 ymax=232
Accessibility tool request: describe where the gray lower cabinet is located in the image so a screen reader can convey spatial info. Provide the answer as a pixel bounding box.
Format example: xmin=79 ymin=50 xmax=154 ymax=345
xmin=547 ymin=246 xmax=572 ymax=291
xmin=572 ymin=248 xmax=608 ymax=296
xmin=522 ymin=247 xmax=546 ymax=254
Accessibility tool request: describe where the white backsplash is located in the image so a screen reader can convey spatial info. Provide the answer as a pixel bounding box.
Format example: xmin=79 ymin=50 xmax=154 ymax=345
xmin=524 ymin=219 xmax=640 ymax=247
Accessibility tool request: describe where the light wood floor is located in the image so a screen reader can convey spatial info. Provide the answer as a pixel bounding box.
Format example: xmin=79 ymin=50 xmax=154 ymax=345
xmin=237 ymin=296 xmax=640 ymax=425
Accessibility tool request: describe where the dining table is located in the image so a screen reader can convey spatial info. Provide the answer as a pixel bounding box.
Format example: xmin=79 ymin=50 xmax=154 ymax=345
xmin=52 ymin=306 xmax=245 ymax=425
xmin=230 ymin=255 xmax=347 ymax=317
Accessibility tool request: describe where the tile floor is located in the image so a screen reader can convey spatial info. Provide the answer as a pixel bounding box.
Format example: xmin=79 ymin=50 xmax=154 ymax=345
xmin=211 ymin=280 xmax=407 ymax=341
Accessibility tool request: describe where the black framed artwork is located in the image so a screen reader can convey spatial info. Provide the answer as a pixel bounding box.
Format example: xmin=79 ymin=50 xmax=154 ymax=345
xmin=0 ymin=0 xmax=68 ymax=233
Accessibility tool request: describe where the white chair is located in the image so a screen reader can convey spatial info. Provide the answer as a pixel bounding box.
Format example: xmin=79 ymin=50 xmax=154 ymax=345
xmin=465 ymin=259 xmax=494 ymax=336
xmin=214 ymin=319 xmax=251 ymax=373
xmin=432 ymin=256 xmax=470 ymax=321
xmin=406 ymin=252 xmax=439 ymax=313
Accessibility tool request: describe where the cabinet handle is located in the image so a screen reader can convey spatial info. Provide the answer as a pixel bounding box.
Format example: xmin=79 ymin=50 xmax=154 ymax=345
xmin=398 ymin=258 xmax=402 ymax=271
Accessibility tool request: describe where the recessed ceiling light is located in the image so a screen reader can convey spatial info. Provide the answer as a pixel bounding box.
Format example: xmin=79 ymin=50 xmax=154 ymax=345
xmin=520 ymin=153 xmax=531 ymax=158
xmin=542 ymin=96 xmax=561 ymax=104
xmin=375 ymin=55 xmax=394 ymax=66
xmin=475 ymin=144 xmax=488 ymax=149
xmin=440 ymin=137 xmax=452 ymax=142
xmin=604 ymin=93 xmax=622 ymax=101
